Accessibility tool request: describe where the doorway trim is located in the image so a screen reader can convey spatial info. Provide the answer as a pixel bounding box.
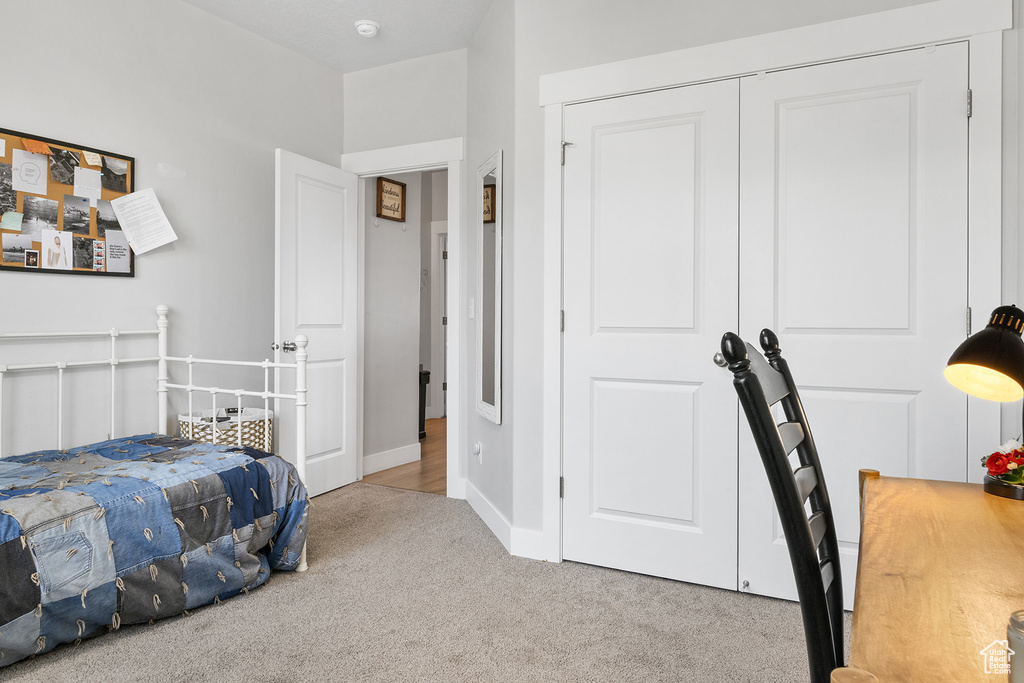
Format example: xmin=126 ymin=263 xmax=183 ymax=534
xmin=428 ymin=220 xmax=448 ymax=420
xmin=342 ymin=137 xmax=466 ymax=498
xmin=540 ymin=1 xmax=1009 ymax=562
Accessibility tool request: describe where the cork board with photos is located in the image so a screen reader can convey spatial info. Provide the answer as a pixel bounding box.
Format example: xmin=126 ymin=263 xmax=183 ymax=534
xmin=0 ymin=128 xmax=134 ymax=276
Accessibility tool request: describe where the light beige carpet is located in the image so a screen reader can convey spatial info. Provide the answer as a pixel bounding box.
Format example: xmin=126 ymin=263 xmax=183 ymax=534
xmin=2 ymin=482 xmax=834 ymax=682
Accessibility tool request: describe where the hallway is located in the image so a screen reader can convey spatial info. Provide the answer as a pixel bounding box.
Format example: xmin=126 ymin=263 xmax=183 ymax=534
xmin=362 ymin=418 xmax=446 ymax=495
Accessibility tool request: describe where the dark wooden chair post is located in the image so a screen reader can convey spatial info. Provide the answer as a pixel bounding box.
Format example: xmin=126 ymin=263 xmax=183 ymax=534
xmin=718 ymin=330 xmax=844 ymax=683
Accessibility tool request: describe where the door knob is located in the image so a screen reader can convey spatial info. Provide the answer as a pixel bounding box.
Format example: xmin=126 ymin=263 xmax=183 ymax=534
xmin=271 ymin=341 xmax=298 ymax=353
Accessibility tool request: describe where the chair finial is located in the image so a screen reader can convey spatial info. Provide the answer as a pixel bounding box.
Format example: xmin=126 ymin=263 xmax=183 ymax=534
xmin=720 ymin=332 xmax=749 ymax=367
xmin=760 ymin=328 xmax=780 ymax=353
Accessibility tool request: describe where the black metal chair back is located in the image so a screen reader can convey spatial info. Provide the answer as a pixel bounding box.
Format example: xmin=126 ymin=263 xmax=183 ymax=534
xmin=716 ymin=329 xmax=843 ymax=683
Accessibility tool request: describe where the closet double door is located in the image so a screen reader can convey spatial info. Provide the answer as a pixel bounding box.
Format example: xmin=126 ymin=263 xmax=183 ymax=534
xmin=561 ymin=43 xmax=969 ymax=604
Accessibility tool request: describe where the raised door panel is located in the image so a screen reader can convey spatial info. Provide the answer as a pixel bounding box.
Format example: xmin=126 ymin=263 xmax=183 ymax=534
xmin=562 ymin=79 xmax=739 ymax=587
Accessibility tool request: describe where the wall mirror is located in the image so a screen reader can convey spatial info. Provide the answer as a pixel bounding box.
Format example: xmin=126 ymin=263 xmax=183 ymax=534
xmin=477 ymin=150 xmax=502 ymax=424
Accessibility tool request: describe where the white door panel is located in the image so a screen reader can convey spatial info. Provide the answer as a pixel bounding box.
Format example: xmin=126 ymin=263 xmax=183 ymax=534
xmin=560 ymin=43 xmax=969 ymax=601
xmin=738 ymin=44 xmax=969 ymax=605
xmin=275 ymin=149 xmax=359 ymax=497
xmin=562 ymin=79 xmax=739 ymax=587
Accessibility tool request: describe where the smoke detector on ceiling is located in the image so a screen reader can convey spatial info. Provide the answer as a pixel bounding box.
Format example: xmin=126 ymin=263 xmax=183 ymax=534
xmin=354 ymin=20 xmax=380 ymax=38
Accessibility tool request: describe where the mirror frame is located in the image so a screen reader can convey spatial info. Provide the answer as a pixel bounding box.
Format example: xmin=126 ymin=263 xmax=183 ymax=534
xmin=476 ymin=150 xmax=502 ymax=424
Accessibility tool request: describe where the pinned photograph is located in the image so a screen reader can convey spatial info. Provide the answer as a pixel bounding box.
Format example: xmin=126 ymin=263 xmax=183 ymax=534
xmin=62 ymin=194 xmax=91 ymax=234
xmin=92 ymin=240 xmax=105 ymax=271
xmin=41 ymin=229 xmax=71 ymax=270
xmin=2 ymin=233 xmax=33 ymax=263
xmin=49 ymin=149 xmax=79 ymax=185
xmin=12 ymin=148 xmax=48 ymax=195
xmin=96 ymin=199 xmax=119 ymax=238
xmin=101 ymin=156 xmax=128 ymax=193
xmin=24 ymin=249 xmax=39 ymax=268
xmin=73 ymin=235 xmax=93 ymax=269
xmin=0 ymin=163 xmax=15 ymax=215
xmin=21 ymin=195 xmax=58 ymax=238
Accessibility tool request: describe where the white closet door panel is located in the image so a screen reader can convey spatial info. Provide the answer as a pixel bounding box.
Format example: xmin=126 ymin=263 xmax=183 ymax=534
xmin=779 ymin=93 xmax=913 ymax=330
xmin=738 ymin=43 xmax=969 ymax=605
xmin=562 ymin=79 xmax=739 ymax=587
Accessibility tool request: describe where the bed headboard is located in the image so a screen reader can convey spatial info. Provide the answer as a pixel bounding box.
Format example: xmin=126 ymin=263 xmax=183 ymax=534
xmin=0 ymin=306 xmax=308 ymax=490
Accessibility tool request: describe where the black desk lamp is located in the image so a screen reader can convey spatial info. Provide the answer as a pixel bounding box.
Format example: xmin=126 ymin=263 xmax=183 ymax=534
xmin=945 ymin=304 xmax=1024 ymax=441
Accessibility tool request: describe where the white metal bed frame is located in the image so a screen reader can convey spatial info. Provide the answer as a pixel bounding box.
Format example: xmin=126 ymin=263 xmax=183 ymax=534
xmin=0 ymin=304 xmax=309 ymax=569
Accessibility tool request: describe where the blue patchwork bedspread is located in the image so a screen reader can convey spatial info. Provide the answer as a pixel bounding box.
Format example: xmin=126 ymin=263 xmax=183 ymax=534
xmin=0 ymin=434 xmax=308 ymax=666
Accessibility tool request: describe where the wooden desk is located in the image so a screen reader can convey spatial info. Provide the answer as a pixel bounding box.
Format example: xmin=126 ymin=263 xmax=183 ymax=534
xmin=850 ymin=475 xmax=1024 ymax=681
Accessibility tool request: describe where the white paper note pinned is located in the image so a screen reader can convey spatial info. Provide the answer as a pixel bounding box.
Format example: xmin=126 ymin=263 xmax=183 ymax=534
xmin=109 ymin=188 xmax=177 ymax=254
xmin=82 ymin=150 xmax=102 ymax=166
xmin=12 ymin=149 xmax=47 ymax=194
xmin=73 ymin=167 xmax=102 ymax=206
xmin=0 ymin=139 xmax=6 ymax=158
xmin=105 ymin=229 xmax=131 ymax=273
xmin=1 ymin=212 xmax=23 ymax=232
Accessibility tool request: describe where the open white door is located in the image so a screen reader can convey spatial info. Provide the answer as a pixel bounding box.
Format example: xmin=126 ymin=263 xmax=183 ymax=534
xmin=275 ymin=149 xmax=359 ymax=497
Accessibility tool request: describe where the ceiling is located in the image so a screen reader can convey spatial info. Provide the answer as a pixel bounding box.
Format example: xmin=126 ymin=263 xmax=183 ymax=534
xmin=178 ymin=0 xmax=496 ymax=74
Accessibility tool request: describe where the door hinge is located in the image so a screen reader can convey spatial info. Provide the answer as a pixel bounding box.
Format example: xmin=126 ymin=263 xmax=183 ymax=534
xmin=443 ymin=250 xmax=448 ymax=260
xmin=559 ymin=476 xmax=564 ymax=498
xmin=967 ymin=89 xmax=972 ymax=118
xmin=561 ymin=141 xmax=574 ymax=166
xmin=966 ymin=306 xmax=972 ymax=336
xmin=560 ymin=310 xmax=565 ymax=332
xmin=443 ymin=316 xmax=447 ymax=326
xmin=443 ymin=382 xmax=447 ymax=391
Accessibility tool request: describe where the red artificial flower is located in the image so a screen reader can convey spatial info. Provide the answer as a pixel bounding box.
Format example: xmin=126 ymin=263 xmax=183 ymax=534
xmin=1011 ymin=451 xmax=1024 ymax=470
xmin=987 ymin=452 xmax=1011 ymax=476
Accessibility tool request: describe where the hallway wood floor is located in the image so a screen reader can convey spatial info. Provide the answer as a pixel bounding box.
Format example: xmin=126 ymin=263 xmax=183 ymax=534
xmin=362 ymin=418 xmax=446 ymax=495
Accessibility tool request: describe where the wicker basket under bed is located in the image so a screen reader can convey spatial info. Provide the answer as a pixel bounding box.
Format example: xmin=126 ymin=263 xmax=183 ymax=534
xmin=178 ymin=407 xmax=273 ymax=450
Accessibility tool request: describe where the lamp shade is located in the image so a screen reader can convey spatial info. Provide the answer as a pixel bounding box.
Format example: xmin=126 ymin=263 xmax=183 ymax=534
xmin=945 ymin=305 xmax=1024 ymax=402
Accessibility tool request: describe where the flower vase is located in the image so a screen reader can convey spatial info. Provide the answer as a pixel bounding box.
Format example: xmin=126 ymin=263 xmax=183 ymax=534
xmin=984 ymin=475 xmax=1024 ymax=500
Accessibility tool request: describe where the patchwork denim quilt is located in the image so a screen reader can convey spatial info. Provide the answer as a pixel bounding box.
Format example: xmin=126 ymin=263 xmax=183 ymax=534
xmin=0 ymin=434 xmax=308 ymax=666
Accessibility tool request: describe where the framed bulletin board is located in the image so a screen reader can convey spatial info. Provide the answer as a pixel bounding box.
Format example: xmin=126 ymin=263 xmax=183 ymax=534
xmin=0 ymin=128 xmax=135 ymax=277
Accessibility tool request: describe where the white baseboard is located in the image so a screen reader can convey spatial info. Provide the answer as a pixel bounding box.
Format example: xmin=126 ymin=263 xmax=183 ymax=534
xmin=363 ymin=442 xmax=420 ymax=475
xmin=463 ymin=480 xmax=550 ymax=561
xmin=465 ymin=479 xmax=511 ymax=553
xmin=447 ymin=477 xmax=466 ymax=499
xmin=462 ymin=480 xmax=550 ymax=561
xmin=510 ymin=527 xmax=547 ymax=562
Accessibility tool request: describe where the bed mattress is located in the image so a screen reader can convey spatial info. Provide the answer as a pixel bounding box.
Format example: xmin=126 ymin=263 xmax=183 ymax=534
xmin=0 ymin=434 xmax=308 ymax=666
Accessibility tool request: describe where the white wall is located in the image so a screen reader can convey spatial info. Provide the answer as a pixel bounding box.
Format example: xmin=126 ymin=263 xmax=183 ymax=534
xmin=466 ymin=0 xmax=516 ymax=530
xmin=0 ymin=0 xmax=345 ymax=454
xmin=419 ymin=173 xmax=433 ymax=374
xmin=431 ymin=171 xmax=449 ymax=220
xmin=343 ymin=50 xmax=468 ymax=154
xmin=363 ymin=172 xmax=423 ymax=467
